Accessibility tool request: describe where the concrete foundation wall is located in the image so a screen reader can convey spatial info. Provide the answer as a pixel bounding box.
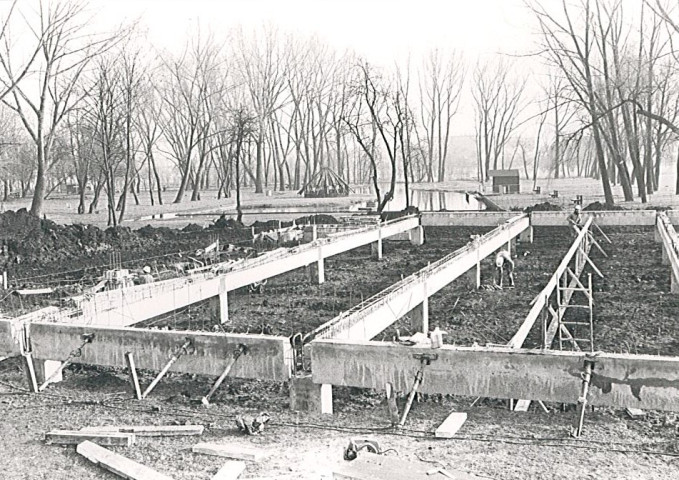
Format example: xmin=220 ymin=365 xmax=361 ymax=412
xmin=531 ymin=210 xmax=657 ymax=226
xmin=0 ymin=319 xmax=20 ymax=357
xmin=310 ymin=340 xmax=679 ymax=412
xmin=422 ymin=212 xmax=519 ymax=227
xmin=28 ymin=323 xmax=292 ymax=381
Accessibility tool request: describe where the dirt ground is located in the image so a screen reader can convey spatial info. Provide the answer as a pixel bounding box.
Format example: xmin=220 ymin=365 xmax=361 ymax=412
xmin=2 ymin=200 xmax=679 ymax=478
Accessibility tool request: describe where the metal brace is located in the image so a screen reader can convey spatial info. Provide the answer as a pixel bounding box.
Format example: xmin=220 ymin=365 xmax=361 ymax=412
xmin=141 ymin=338 xmax=194 ymax=399
xmin=571 ymin=353 xmax=598 ymax=437
xmin=398 ymin=353 xmax=438 ymax=427
xmin=38 ymin=333 xmax=95 ymax=392
xmin=201 ymin=343 xmax=248 ymax=406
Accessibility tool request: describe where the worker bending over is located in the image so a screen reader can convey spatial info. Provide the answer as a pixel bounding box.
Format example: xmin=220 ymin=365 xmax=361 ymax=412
xmin=568 ymin=204 xmax=583 ymax=229
xmin=494 ymin=250 xmax=515 ymax=288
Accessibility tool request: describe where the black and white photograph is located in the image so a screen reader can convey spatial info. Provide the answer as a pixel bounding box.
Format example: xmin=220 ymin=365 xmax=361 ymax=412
xmin=1 ymin=0 xmax=679 ymax=478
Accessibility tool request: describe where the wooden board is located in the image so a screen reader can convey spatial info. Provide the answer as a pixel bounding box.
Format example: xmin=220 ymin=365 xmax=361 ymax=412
xmin=333 ymin=453 xmax=482 ymax=480
xmin=311 ymin=340 xmax=679 ymax=412
xmin=45 ymin=430 xmax=134 ymax=446
xmin=29 ymin=323 xmax=292 ymax=381
xmin=80 ymin=425 xmax=204 ymax=436
xmin=77 ymin=441 xmax=174 ymax=480
xmin=192 ymin=442 xmax=268 ymax=462
xmin=434 ymin=412 xmax=467 ymax=438
xmin=212 ymin=460 xmax=246 ymax=480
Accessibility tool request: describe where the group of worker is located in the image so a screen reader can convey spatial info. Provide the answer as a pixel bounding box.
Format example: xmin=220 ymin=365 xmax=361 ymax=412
xmin=492 ymin=204 xmax=584 ymax=289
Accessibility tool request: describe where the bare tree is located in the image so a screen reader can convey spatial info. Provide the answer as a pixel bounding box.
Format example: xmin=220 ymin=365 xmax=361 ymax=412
xmin=472 ymin=59 xmax=527 ymax=182
xmin=418 ymin=49 xmax=466 ymax=182
xmin=0 ymin=0 xmax=124 ymax=217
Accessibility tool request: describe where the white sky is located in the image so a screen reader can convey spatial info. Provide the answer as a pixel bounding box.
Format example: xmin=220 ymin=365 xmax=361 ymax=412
xmin=93 ymin=0 xmax=535 ymax=62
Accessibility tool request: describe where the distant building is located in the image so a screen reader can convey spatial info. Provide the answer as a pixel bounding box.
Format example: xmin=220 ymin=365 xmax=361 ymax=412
xmin=488 ymin=169 xmax=520 ymax=194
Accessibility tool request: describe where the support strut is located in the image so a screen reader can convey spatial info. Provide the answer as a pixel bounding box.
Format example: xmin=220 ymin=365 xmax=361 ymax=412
xmin=141 ymin=339 xmax=193 ymax=399
xmin=38 ymin=333 xmax=95 ymax=392
xmin=398 ymin=353 xmax=437 ymax=427
xmin=201 ymin=343 xmax=248 ymax=406
xmin=572 ymin=354 xmax=597 ymax=437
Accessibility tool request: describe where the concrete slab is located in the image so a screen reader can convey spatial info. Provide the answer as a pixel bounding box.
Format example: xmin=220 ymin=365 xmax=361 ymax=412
xmin=28 ymin=323 xmax=292 ymax=381
xmin=310 ymin=340 xmax=679 ymax=412
xmin=0 ymin=319 xmax=20 ymax=358
xmin=212 ymin=460 xmax=246 ymax=480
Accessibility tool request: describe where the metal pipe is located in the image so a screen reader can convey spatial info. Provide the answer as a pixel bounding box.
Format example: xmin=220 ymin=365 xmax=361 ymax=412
xmin=142 ymin=339 xmax=192 ymax=399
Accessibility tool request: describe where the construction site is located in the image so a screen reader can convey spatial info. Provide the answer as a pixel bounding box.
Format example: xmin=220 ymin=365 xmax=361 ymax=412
xmin=1 ymin=196 xmax=679 ymax=480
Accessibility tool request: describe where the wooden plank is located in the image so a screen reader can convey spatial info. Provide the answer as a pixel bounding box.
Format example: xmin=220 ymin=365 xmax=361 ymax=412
xmin=77 ymin=440 xmax=174 ymax=480
xmin=333 ymin=452 xmax=481 ymax=480
xmin=45 ymin=430 xmax=134 ymax=446
xmin=28 ymin=323 xmax=292 ymax=381
xmin=192 ymin=442 xmax=268 ymax=462
xmin=310 ymin=340 xmax=679 ymax=412
xmin=212 ymin=460 xmax=246 ymax=480
xmin=434 ymin=412 xmax=467 ymax=438
xmin=80 ymin=425 xmax=204 ymax=436
xmin=513 ymin=399 xmax=531 ymax=412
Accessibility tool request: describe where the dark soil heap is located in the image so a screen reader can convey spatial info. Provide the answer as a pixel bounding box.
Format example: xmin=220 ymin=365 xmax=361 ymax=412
xmin=523 ymin=202 xmax=562 ymax=213
xmin=583 ymin=201 xmax=625 ymax=211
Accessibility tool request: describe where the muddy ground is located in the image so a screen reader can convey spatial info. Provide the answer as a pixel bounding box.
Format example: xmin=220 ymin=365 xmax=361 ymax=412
xmin=2 ymin=215 xmax=679 ymax=479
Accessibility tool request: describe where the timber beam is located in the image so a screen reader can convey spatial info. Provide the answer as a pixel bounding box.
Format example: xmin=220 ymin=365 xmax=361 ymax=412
xmin=310 ymin=340 xmax=679 ymax=412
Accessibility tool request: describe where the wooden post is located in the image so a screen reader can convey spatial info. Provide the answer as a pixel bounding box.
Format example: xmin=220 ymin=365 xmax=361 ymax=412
xmin=124 ymin=352 xmax=142 ymax=400
xmin=23 ymin=353 xmax=38 ymax=393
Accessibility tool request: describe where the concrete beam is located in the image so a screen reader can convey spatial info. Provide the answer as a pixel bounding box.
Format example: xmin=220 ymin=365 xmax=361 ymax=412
xmin=27 ymin=323 xmax=292 ymax=381
xmin=656 ymin=213 xmax=679 ymax=293
xmin=310 ymin=214 xmax=530 ymax=341
xmin=74 ymin=216 xmax=420 ymax=327
xmin=422 ymin=211 xmax=520 ymax=227
xmin=531 ymin=210 xmax=657 ymax=226
xmin=310 ymin=340 xmax=679 ymax=412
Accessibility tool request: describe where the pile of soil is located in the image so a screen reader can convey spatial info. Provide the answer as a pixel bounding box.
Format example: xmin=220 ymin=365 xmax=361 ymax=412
xmin=0 ymin=210 xmax=260 ymax=284
xmin=523 ymin=202 xmax=562 ymax=213
xmin=293 ymin=214 xmax=338 ymax=225
xmin=583 ymin=201 xmax=625 ymax=211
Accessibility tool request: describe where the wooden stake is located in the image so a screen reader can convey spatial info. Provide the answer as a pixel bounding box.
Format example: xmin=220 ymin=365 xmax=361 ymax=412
xmin=125 ymin=352 xmax=142 ymax=400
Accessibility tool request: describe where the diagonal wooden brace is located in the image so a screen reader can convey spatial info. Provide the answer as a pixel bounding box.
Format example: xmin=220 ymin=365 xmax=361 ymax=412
xmin=579 ymin=247 xmax=604 ymax=278
xmin=586 ymin=231 xmax=608 ymax=258
xmin=201 ymin=343 xmax=248 ymax=406
xmin=141 ymin=339 xmax=193 ymax=399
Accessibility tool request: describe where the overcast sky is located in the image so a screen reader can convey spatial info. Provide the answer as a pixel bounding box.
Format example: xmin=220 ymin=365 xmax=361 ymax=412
xmin=93 ymin=0 xmax=535 ymax=63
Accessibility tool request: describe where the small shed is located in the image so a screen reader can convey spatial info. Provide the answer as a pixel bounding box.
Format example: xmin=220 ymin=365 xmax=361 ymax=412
xmin=488 ymin=169 xmax=520 ymax=194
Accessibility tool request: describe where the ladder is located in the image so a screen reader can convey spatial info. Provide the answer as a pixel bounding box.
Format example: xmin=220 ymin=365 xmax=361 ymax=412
xmin=557 ymin=272 xmax=594 ymax=352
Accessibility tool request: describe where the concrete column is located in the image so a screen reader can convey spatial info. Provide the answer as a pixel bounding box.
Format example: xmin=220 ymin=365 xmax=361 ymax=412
xmin=410 ymin=282 xmax=429 ymax=333
xmin=476 ymin=261 xmax=481 ymax=289
xmin=371 ymin=226 xmax=383 ymax=260
xmin=662 ymin=245 xmax=670 ymax=266
xmin=311 ymin=225 xmax=318 ymax=241
xmin=289 ymin=374 xmax=333 ymax=414
xmin=210 ymin=279 xmax=229 ymax=324
xmin=672 ymin=273 xmax=679 ymax=294
xmin=410 ymin=299 xmax=429 ymax=334
xmin=35 ymin=359 xmax=63 ymax=386
xmin=308 ymin=259 xmax=325 ymax=284
xmin=409 ymin=225 xmax=425 ymax=246
xmin=371 ymin=239 xmax=383 ymax=260
xmin=519 ymin=226 xmax=533 ymax=243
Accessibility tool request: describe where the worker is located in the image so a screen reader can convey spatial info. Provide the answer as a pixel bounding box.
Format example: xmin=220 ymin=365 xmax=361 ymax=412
xmin=568 ymin=204 xmax=583 ymax=229
xmin=137 ymin=265 xmax=154 ymax=284
xmin=494 ymin=250 xmax=515 ymax=288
